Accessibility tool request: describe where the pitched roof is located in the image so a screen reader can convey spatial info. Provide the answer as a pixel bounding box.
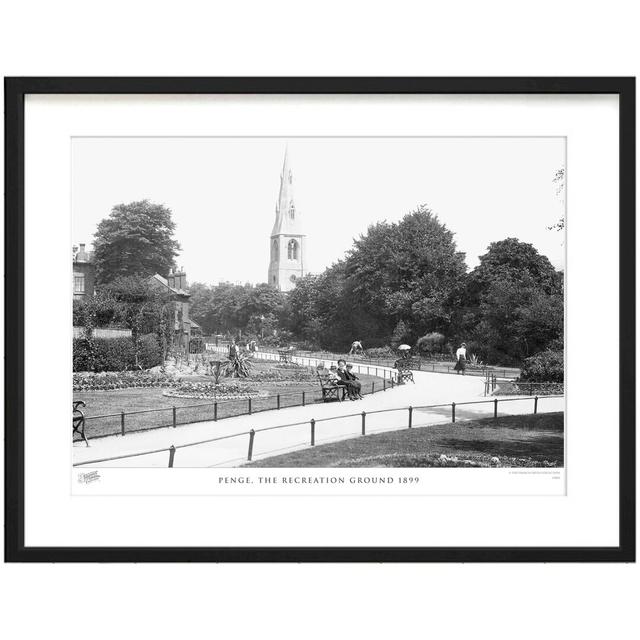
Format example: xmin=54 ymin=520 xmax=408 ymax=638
xmin=149 ymin=273 xmax=190 ymax=297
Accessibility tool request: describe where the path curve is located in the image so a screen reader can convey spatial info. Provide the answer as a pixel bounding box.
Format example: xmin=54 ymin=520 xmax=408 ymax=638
xmin=73 ymin=368 xmax=562 ymax=468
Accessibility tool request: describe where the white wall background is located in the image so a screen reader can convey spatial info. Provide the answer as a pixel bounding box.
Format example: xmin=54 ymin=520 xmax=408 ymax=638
xmin=1 ymin=2 xmax=638 ymax=640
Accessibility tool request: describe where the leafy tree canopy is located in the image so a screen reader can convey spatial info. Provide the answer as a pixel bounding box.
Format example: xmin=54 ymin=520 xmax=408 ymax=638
xmin=93 ymin=200 xmax=181 ymax=285
xmin=343 ymin=205 xmax=467 ymax=341
xmin=467 ymin=238 xmax=562 ymax=298
xmin=189 ymin=282 xmax=286 ymax=336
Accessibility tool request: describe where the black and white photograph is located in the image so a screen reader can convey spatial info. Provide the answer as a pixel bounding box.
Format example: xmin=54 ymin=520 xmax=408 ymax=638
xmin=71 ymin=137 xmax=566 ymax=472
xmin=6 ymin=76 xmax=633 ymax=563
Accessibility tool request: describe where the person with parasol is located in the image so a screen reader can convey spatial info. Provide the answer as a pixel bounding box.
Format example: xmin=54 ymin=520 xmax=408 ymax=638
xmin=397 ymin=343 xmax=412 ymax=359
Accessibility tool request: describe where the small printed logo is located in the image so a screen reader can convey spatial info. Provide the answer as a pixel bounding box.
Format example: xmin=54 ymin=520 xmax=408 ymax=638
xmin=78 ymin=470 xmax=101 ymax=484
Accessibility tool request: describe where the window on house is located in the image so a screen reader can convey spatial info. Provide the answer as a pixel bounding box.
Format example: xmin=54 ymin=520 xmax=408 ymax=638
xmin=73 ymin=274 xmax=85 ymax=294
xmin=287 ymin=239 xmax=298 ymax=260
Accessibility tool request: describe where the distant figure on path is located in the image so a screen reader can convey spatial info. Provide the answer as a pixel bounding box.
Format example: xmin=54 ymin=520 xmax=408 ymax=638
xmin=454 ymin=343 xmax=468 ymax=375
xmin=229 ymin=340 xmax=238 ymax=358
xmin=349 ymin=340 xmax=363 ymax=355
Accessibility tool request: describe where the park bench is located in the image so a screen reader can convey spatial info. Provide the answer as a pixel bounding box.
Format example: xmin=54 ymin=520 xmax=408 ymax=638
xmin=316 ymin=371 xmax=346 ymax=402
xmin=73 ymin=400 xmax=89 ymax=446
xmin=394 ymin=357 xmax=422 ymax=384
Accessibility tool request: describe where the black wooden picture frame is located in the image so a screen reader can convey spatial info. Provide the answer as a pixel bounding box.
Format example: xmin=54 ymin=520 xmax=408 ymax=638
xmin=4 ymin=77 xmax=635 ymax=562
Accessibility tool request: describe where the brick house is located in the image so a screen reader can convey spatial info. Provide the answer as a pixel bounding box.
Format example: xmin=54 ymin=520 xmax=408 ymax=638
xmin=148 ymin=268 xmax=194 ymax=350
xmin=73 ymin=243 xmax=95 ymax=300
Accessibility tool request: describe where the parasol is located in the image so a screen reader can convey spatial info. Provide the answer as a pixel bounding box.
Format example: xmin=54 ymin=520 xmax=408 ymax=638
xmin=397 ymin=344 xmax=411 ymax=351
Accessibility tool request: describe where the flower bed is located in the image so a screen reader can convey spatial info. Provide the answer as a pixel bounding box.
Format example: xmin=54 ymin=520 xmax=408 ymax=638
xmin=73 ymin=371 xmax=178 ymax=392
xmin=163 ymin=381 xmax=261 ymax=400
xmin=250 ymin=367 xmax=317 ymax=383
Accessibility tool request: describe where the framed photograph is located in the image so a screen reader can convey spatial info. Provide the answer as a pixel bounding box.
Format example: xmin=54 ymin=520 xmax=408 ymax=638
xmin=4 ymin=77 xmax=635 ymax=562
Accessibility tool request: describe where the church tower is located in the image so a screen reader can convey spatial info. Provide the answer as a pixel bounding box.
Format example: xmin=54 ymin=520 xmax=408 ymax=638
xmin=268 ymin=147 xmax=307 ymax=291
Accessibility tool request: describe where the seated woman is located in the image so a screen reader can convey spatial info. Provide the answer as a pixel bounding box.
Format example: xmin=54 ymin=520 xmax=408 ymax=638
xmin=327 ymin=364 xmax=341 ymax=382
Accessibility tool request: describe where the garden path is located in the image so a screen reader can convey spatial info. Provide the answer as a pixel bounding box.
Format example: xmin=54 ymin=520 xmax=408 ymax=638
xmin=73 ymin=366 xmax=564 ymax=468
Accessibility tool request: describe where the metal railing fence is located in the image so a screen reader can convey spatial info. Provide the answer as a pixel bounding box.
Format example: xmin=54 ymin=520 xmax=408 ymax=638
xmin=74 ymin=394 xmax=563 ymax=468
xmin=208 ymin=339 xmax=520 ymax=380
xmin=78 ymin=375 xmax=396 ymax=440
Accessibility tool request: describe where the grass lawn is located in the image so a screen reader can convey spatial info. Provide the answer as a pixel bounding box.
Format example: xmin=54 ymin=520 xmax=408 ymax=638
xmin=75 ymin=369 xmax=383 ymax=439
xmin=245 ymin=412 xmax=564 ymax=468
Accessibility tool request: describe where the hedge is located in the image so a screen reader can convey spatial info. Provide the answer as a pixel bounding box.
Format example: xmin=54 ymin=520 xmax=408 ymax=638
xmin=73 ymin=334 xmax=163 ymax=372
xmin=518 ymin=350 xmax=564 ymax=383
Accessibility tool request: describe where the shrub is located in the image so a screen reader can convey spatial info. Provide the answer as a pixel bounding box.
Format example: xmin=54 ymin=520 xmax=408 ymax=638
xmin=518 ymin=350 xmax=564 ymax=382
xmin=137 ymin=334 xmax=163 ymax=369
xmin=416 ymin=332 xmax=446 ymax=354
xmin=224 ymin=352 xmax=253 ymax=378
xmin=73 ymin=334 xmax=163 ymax=372
xmin=365 ymin=346 xmax=395 ymax=359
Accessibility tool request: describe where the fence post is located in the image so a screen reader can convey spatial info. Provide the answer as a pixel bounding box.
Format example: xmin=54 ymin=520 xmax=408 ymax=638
xmin=494 ymin=398 xmax=498 ymax=419
xmin=361 ymin=411 xmax=366 ymax=435
xmin=302 ymin=391 xmax=306 ymax=406
xmin=310 ymin=419 xmax=315 ymax=446
xmin=172 ymin=406 xmax=177 ymax=428
xmin=277 ymin=394 xmax=281 ymax=410
xmin=452 ymin=402 xmax=456 ymax=423
xmin=534 ymin=396 xmax=539 ymax=414
xmin=371 ymin=381 xmax=375 ymax=395
xmin=168 ymin=445 xmax=176 ymax=468
xmin=383 ymin=378 xmax=386 ymax=392
xmin=214 ymin=401 xmax=218 ymax=422
xmin=391 ymin=378 xmax=394 ymax=389
xmin=121 ymin=411 xmax=125 ymax=436
xmin=247 ymin=429 xmax=255 ymax=461
xmin=408 ymin=406 xmax=413 ymax=428
xmin=248 ymin=397 xmax=252 ymax=415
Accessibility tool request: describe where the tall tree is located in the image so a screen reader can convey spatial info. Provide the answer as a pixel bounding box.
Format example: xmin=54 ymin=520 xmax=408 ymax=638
xmin=93 ymin=200 xmax=181 ymax=285
xmin=453 ymin=238 xmax=564 ymax=364
xmin=343 ymin=205 xmax=467 ymax=343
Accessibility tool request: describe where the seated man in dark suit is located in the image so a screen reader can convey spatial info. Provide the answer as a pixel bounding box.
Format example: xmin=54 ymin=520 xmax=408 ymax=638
xmin=336 ymin=359 xmax=362 ymax=400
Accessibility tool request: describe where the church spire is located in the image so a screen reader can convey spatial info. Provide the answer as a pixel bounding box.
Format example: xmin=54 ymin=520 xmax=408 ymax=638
xmin=271 ymin=145 xmax=302 ymax=237
xmin=268 ymin=146 xmax=307 ymax=291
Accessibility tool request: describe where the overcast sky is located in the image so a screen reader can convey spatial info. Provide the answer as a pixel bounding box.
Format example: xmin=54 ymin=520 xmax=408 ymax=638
xmin=72 ymin=137 xmax=565 ymax=285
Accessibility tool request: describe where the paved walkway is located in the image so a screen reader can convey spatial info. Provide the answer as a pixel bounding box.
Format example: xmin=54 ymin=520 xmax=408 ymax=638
xmin=73 ymin=367 xmax=563 ymax=468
